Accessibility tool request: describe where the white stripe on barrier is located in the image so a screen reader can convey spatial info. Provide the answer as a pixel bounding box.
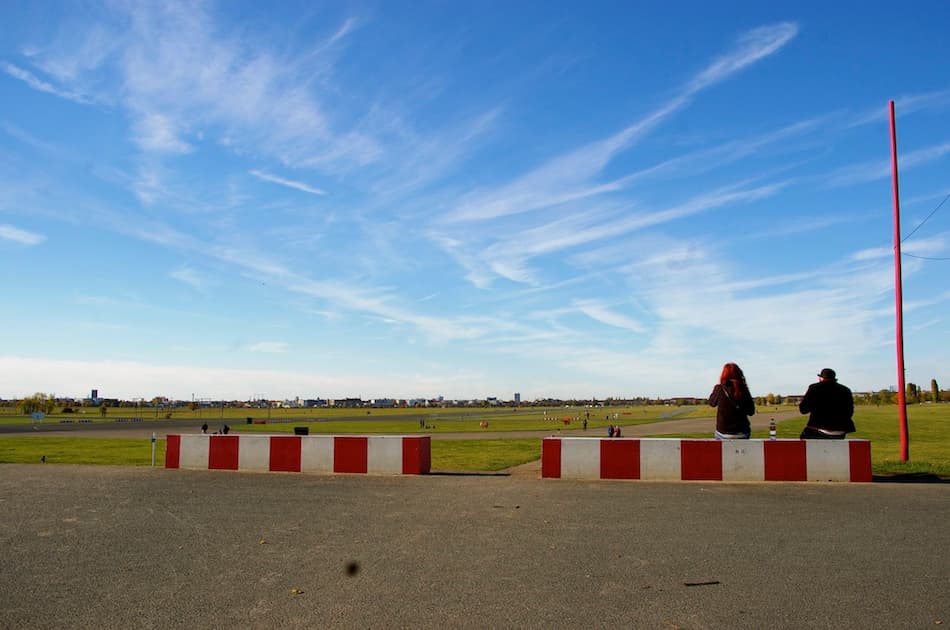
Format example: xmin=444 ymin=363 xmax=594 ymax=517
xmin=179 ymin=435 xmax=209 ymax=469
xmin=805 ymin=440 xmax=851 ymax=481
xmin=367 ymin=436 xmax=403 ymax=474
xmin=640 ymin=439 xmax=681 ymax=481
xmin=722 ymin=440 xmax=763 ymax=481
xmin=561 ymin=438 xmax=600 ymax=479
xmin=238 ymin=435 xmax=270 ymax=472
xmin=300 ymin=436 xmax=334 ymax=473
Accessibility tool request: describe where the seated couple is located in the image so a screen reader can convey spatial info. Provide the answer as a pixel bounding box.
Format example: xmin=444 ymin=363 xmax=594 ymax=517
xmin=709 ymin=364 xmax=856 ymax=440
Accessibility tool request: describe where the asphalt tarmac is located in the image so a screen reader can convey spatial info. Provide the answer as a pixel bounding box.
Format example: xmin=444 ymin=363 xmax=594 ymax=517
xmin=1 ymin=464 xmax=948 ymax=629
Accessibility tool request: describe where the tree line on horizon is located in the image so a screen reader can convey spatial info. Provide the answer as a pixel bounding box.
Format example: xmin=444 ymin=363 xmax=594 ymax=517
xmin=7 ymin=379 xmax=946 ymax=416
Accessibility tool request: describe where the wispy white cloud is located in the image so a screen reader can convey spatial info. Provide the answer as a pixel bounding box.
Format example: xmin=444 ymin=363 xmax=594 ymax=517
xmin=250 ymin=170 xmax=326 ymax=195
xmin=850 ymin=233 xmax=947 ymax=262
xmin=611 ymin=117 xmax=824 ymax=188
xmin=684 ymin=22 xmax=799 ymax=94
xmin=22 ymin=21 xmax=123 ymax=85
xmin=741 ymin=213 xmax=857 ymax=241
xmin=827 ymin=141 xmax=950 ymax=187
xmin=1 ymin=62 xmax=92 ymax=104
xmin=573 ymin=300 xmax=647 ymax=333
xmin=17 ymin=3 xmax=380 ymax=171
xmin=0 ymin=355 xmax=344 ymax=400
xmin=113 ymin=5 xmax=378 ymax=167
xmin=132 ymin=113 xmax=193 ymax=154
xmin=170 ymin=266 xmax=205 ymax=290
xmin=0 ymin=224 xmax=46 ymax=245
xmin=368 ymin=106 xmax=502 ymax=201
xmin=848 ymin=88 xmax=950 ymax=127
xmin=462 ymin=179 xmax=788 ymax=286
xmin=248 ymin=341 xmax=289 ymax=353
xmin=444 ymin=22 xmax=799 ymax=224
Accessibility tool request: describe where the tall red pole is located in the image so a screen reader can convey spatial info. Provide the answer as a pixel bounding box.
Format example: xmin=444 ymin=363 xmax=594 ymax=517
xmin=889 ymin=100 xmax=909 ymax=461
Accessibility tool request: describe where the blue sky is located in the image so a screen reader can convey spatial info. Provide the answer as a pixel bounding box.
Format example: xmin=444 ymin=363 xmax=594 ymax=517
xmin=1 ymin=1 xmax=948 ymax=401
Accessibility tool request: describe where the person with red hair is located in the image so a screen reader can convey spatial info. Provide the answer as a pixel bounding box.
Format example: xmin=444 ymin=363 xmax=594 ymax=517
xmin=708 ymin=362 xmax=755 ymax=439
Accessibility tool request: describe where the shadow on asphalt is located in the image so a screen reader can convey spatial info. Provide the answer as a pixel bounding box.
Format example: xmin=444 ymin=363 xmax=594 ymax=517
xmin=428 ymin=470 xmax=510 ymax=477
xmin=873 ymin=473 xmax=950 ymax=484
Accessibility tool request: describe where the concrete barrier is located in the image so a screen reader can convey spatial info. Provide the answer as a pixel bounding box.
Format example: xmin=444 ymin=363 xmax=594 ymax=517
xmin=542 ymin=437 xmax=872 ymax=482
xmin=165 ymin=434 xmax=431 ymax=475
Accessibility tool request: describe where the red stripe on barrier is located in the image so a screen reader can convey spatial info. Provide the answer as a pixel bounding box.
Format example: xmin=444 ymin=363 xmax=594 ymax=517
xmin=165 ymin=435 xmax=181 ymax=469
xmin=681 ymin=440 xmax=723 ymax=480
xmin=849 ymin=441 xmax=872 ymax=482
xmin=402 ymin=437 xmax=431 ymax=474
xmin=764 ymin=440 xmax=807 ymax=481
xmin=334 ymin=437 xmax=368 ymax=473
xmin=270 ymin=436 xmax=302 ymax=472
xmin=208 ymin=435 xmax=240 ymax=470
xmin=541 ymin=439 xmax=562 ymax=478
xmin=600 ymin=439 xmax=640 ymax=479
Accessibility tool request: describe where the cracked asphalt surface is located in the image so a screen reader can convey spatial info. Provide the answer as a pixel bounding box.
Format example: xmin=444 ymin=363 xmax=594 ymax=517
xmin=2 ymin=464 xmax=948 ymax=629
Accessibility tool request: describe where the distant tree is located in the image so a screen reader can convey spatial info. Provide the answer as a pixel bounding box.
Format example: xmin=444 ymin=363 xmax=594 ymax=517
xmin=933 ymin=379 xmax=940 ymax=404
xmin=905 ymin=383 xmax=917 ymax=404
xmin=766 ymin=393 xmax=776 ymax=405
xmin=18 ymin=393 xmax=55 ymax=415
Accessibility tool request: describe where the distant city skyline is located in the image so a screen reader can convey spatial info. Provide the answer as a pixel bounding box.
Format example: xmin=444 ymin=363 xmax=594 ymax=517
xmin=2 ymin=3 xmax=948 ymax=401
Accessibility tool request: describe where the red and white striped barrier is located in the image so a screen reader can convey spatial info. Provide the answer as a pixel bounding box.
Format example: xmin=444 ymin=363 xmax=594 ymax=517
xmin=165 ymin=434 xmax=431 ymax=475
xmin=541 ymin=437 xmax=872 ymax=482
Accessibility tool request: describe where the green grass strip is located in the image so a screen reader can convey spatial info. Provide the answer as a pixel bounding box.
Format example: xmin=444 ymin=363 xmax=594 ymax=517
xmin=0 ymin=437 xmax=165 ymax=466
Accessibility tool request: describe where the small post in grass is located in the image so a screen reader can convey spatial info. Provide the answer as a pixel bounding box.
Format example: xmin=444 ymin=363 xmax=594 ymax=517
xmin=151 ymin=432 xmax=157 ymax=467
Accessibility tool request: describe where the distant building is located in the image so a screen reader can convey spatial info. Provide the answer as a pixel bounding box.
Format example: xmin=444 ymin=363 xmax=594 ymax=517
xmin=514 ymin=392 xmax=521 ymax=404
xmin=331 ymin=398 xmax=363 ymax=408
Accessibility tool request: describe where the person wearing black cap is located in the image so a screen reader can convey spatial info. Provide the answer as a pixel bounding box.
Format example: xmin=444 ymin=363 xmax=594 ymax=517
xmin=798 ymin=368 xmax=856 ymax=439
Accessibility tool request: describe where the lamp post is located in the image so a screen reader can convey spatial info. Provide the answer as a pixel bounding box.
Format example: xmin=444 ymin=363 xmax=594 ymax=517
xmin=889 ymin=100 xmax=909 ymax=461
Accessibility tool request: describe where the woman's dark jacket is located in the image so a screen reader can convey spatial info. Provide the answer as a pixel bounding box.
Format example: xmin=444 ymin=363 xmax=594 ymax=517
xmin=708 ymin=382 xmax=755 ymax=435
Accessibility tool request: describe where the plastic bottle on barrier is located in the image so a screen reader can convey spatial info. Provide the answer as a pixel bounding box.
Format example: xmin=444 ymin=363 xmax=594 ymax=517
xmin=769 ymin=418 xmax=777 ymax=440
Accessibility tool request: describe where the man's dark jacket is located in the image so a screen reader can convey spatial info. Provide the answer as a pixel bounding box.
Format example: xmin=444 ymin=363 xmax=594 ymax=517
xmin=799 ymin=380 xmax=856 ymax=433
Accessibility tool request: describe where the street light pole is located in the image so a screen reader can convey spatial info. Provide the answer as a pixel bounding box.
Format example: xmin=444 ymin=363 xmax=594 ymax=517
xmin=889 ymin=100 xmax=909 ymax=462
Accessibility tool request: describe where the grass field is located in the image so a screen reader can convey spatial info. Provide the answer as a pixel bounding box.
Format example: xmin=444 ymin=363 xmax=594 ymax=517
xmin=1 ymin=403 xmax=947 ymax=476
xmin=0 ymin=437 xmax=165 ymax=466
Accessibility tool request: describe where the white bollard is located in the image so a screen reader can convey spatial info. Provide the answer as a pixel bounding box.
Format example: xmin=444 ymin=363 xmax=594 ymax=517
xmin=151 ymin=432 xmax=156 ymax=466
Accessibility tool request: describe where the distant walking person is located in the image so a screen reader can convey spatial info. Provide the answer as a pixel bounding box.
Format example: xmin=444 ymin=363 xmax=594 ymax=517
xmin=708 ymin=362 xmax=755 ymax=439
xmin=607 ymin=424 xmax=615 ymax=438
xmin=799 ymin=368 xmax=855 ymax=439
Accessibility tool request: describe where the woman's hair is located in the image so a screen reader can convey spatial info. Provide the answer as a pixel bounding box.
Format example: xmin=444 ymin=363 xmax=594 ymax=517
xmin=720 ymin=363 xmax=747 ymax=399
